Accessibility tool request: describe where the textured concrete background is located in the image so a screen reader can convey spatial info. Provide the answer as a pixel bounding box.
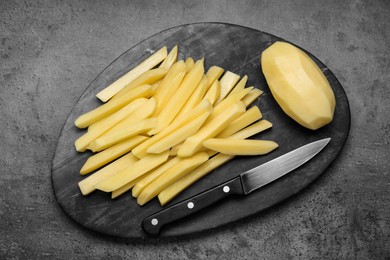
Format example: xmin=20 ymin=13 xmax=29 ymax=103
xmin=1 ymin=0 xmax=389 ymax=259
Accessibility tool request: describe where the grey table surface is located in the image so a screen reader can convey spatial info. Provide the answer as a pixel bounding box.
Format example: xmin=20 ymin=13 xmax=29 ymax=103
xmin=1 ymin=0 xmax=389 ymax=259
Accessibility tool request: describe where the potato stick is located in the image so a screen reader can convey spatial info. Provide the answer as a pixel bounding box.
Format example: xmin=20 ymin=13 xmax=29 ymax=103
xmin=111 ymin=68 xmax=167 ymax=101
xmin=217 ymin=106 xmax=262 ymax=138
xmin=75 ymin=84 xmax=153 ymax=128
xmin=132 ymin=157 xmax=182 ymax=198
xmin=95 ymin=151 xmax=169 ymax=192
xmin=158 ymin=120 xmax=273 ymax=205
xmin=153 ymin=61 xmax=187 ymax=115
xmin=87 ymin=98 xmax=147 ymax=132
xmin=149 ymin=59 xmax=205 ymax=135
xmin=228 ymin=75 xmax=248 ymax=97
xmin=203 ymin=80 xmax=220 ymax=105
xmin=152 ymin=80 xmax=162 ymax=91
xmin=147 ymin=111 xmax=210 ymax=154
xmin=205 ymin=87 xmax=253 ymax=125
xmin=205 ymin=66 xmax=224 ymax=89
xmin=169 ymin=143 xmax=181 ymax=156
xmin=215 ymin=71 xmax=240 ymax=104
xmin=158 ymin=153 xmax=233 ymax=206
xmin=159 ymin=45 xmax=178 ymax=70
xmin=111 ymin=175 xmax=143 ymax=199
xmin=75 ymin=98 xmax=149 ymax=152
xmin=96 ymin=46 xmax=167 ymax=102
xmin=78 ymin=153 xmax=138 ymax=195
xmin=80 ymin=135 xmax=147 ymax=175
xmin=88 ymin=118 xmax=156 ymax=152
xmin=185 ymin=57 xmax=194 ymax=72
xmin=242 ymin=88 xmax=263 ymax=107
xmin=177 ymin=101 xmax=245 ymax=157
xmin=175 ymin=75 xmax=209 ymax=119
xmin=102 ymin=97 xmax=156 ymax=136
xmin=137 ymin=152 xmax=209 ymax=205
xmin=132 ymin=99 xmax=212 ymax=158
xmin=203 ymin=139 xmax=278 ymax=156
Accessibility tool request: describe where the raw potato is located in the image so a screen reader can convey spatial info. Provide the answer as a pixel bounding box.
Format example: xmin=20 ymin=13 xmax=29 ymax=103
xmin=242 ymin=88 xmax=263 ymax=107
xmin=229 ymin=120 xmax=272 ymax=139
xmin=132 ymin=157 xmax=182 ymax=198
xmin=203 ymin=139 xmax=278 ymax=155
xmin=185 ymin=57 xmax=194 ymax=72
xmin=80 ymin=135 xmax=147 ymax=175
xmin=111 ymin=175 xmax=143 ymax=199
xmin=228 ymin=75 xmax=248 ymax=97
xmin=95 ymin=151 xmax=169 ymax=192
xmin=75 ymin=84 xmax=153 ymax=128
xmin=203 ymin=80 xmax=220 ymax=105
xmin=132 ymin=99 xmax=212 ymax=158
xmin=217 ymin=106 xmax=262 ymax=138
xmin=137 ymin=152 xmax=209 ymax=205
xmin=175 ymin=75 xmax=209 ymax=118
xmin=177 ymin=101 xmax=246 ymax=157
xmin=96 ymin=46 xmax=167 ymax=102
xmin=215 ymin=71 xmax=240 ymax=104
xmin=147 ymin=111 xmax=210 ymax=154
xmin=75 ymin=98 xmax=149 ymax=152
xmin=78 ymin=153 xmax=138 ymax=195
xmin=205 ymin=66 xmax=224 ymax=89
xmin=111 ymin=68 xmax=167 ymax=101
xmin=205 ymin=87 xmax=252 ymax=124
xmin=159 ymin=45 xmax=178 ymax=70
xmin=88 ymin=118 xmax=157 ymax=152
xmin=153 ymin=61 xmax=187 ymax=115
xmin=103 ymin=97 xmax=156 ymax=136
xmin=261 ymin=41 xmax=335 ymax=130
xmin=150 ymin=59 xmax=205 ymax=135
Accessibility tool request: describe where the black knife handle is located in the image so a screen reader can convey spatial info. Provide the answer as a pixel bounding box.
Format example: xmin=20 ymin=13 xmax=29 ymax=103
xmin=142 ymin=176 xmax=244 ymax=235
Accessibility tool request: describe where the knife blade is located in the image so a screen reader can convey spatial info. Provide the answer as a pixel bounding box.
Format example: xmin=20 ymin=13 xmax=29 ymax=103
xmin=142 ymin=138 xmax=330 ymax=234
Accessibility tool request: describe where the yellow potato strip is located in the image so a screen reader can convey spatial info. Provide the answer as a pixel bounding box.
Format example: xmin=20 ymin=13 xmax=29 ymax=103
xmin=78 ymin=153 xmax=138 ymax=195
xmin=203 ymin=80 xmax=220 ymax=105
xmin=203 ymin=139 xmax=278 ymax=156
xmin=242 ymin=88 xmax=263 ymax=107
xmin=150 ymin=59 xmax=205 ymax=135
xmin=132 ymin=157 xmax=183 ymax=198
xmin=103 ymin=97 xmax=156 ymax=136
xmin=205 ymin=66 xmax=224 ymax=89
xmin=111 ymin=68 xmax=167 ymax=101
xmin=177 ymin=101 xmax=245 ymax=157
xmin=215 ymin=71 xmax=240 ymax=104
xmin=132 ymin=99 xmax=212 ymax=159
xmin=80 ymin=135 xmax=147 ymax=175
xmin=217 ymin=106 xmax=262 ymax=138
xmin=75 ymin=97 xmax=149 ymax=152
xmin=88 ymin=118 xmax=157 ymax=152
xmin=96 ymin=46 xmax=167 ymax=102
xmin=153 ymin=61 xmax=186 ymax=115
xmin=185 ymin=57 xmax=194 ymax=72
xmin=95 ymin=151 xmax=169 ymax=192
xmin=159 ymin=45 xmax=178 ymax=70
xmin=137 ymin=152 xmax=209 ymax=205
xmin=175 ymin=75 xmax=209 ymax=119
xmin=228 ymin=75 xmax=248 ymax=97
xmin=75 ymin=84 xmax=153 ymax=128
xmin=147 ymin=111 xmax=210 ymax=154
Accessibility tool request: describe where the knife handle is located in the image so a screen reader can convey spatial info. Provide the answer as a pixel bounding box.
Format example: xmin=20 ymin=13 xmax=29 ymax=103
xmin=142 ymin=176 xmax=244 ymax=235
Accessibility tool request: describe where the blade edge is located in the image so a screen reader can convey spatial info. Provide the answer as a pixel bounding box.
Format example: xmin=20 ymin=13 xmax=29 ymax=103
xmin=240 ymin=138 xmax=330 ymax=194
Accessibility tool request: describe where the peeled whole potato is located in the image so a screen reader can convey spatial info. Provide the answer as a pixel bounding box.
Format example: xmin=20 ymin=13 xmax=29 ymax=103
xmin=261 ymin=41 xmax=335 ymax=130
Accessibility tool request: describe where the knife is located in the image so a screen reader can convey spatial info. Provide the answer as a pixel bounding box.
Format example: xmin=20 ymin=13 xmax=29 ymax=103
xmin=142 ymin=138 xmax=330 ymax=234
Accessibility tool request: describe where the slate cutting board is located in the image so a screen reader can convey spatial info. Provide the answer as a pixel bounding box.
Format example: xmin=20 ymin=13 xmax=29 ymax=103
xmin=51 ymin=23 xmax=350 ymax=238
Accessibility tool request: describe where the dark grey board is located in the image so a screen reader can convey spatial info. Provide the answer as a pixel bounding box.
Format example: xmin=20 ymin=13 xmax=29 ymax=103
xmin=51 ymin=23 xmax=350 ymax=238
